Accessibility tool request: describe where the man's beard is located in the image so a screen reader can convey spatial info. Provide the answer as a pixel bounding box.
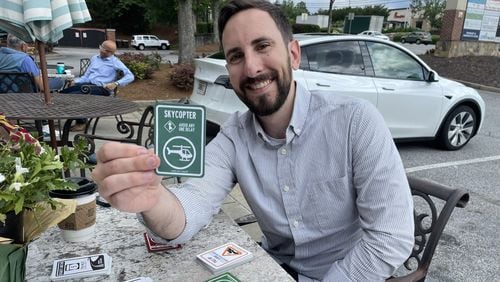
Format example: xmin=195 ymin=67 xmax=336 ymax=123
xmin=236 ymin=61 xmax=292 ymax=117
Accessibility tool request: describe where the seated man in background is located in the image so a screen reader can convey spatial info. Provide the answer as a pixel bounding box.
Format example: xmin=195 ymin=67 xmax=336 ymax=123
xmin=60 ymin=40 xmax=134 ymax=131
xmin=0 ymin=34 xmax=62 ymax=139
xmin=0 ymin=34 xmax=44 ymax=90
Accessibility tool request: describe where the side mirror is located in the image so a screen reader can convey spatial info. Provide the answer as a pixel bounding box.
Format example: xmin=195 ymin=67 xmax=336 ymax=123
xmin=214 ymin=75 xmax=233 ymax=89
xmin=427 ymin=70 xmax=438 ymax=82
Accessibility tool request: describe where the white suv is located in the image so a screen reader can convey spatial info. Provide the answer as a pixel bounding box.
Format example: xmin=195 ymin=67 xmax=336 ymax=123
xmin=131 ymin=35 xmax=170 ymax=50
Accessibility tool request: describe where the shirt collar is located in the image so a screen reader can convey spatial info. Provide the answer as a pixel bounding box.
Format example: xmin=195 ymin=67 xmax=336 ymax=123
xmin=252 ymin=81 xmax=311 ymax=144
xmin=97 ymin=54 xmax=114 ymax=61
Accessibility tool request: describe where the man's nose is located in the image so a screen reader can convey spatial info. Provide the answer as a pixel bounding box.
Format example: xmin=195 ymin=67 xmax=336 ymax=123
xmin=243 ymin=52 xmax=263 ymax=77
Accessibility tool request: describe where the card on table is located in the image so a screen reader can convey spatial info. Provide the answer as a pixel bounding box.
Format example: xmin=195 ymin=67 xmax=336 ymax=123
xmin=197 ymin=242 xmax=254 ymax=274
xmin=50 ymin=253 xmax=112 ymax=281
xmin=204 ymin=272 xmax=241 ymax=282
xmin=143 ymin=232 xmax=182 ymax=252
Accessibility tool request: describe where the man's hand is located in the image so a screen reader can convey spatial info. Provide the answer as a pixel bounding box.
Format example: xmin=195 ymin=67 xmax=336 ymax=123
xmin=91 ymin=142 xmax=163 ymax=213
xmin=103 ymin=82 xmax=118 ymax=91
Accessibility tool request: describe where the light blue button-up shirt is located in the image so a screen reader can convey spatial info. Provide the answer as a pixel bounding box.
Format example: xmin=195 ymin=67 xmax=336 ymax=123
xmin=144 ymin=82 xmax=414 ymax=281
xmin=75 ymin=54 xmax=134 ymax=86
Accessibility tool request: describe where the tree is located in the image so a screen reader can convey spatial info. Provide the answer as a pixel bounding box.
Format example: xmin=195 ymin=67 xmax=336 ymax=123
xmin=411 ymin=0 xmax=446 ymax=30
xmin=177 ymin=0 xmax=196 ymax=64
xmin=276 ymin=0 xmax=309 ymax=23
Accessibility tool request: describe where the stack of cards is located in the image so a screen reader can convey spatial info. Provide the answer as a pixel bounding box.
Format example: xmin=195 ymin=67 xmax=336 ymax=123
xmin=50 ymin=253 xmax=112 ymax=281
xmin=143 ymin=232 xmax=182 ymax=252
xmin=197 ymin=242 xmax=254 ymax=274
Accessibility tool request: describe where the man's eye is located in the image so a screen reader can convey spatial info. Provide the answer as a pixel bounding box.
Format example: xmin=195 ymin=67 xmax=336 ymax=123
xmin=228 ymin=53 xmax=243 ymax=64
xmin=256 ymin=42 xmax=271 ymax=51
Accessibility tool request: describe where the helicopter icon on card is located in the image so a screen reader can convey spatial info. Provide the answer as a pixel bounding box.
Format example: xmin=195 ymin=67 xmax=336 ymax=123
xmin=166 ymin=145 xmax=193 ymax=161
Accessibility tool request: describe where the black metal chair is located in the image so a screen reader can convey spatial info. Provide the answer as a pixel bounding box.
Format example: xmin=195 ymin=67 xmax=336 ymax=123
xmin=388 ymin=175 xmax=469 ymax=281
xmin=79 ymin=58 xmax=91 ymax=77
xmin=0 ymin=71 xmax=37 ymax=93
xmin=0 ymin=71 xmax=45 ymax=135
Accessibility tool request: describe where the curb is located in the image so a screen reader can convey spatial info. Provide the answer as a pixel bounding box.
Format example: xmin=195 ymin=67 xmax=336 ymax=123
xmin=454 ymin=80 xmax=500 ymax=93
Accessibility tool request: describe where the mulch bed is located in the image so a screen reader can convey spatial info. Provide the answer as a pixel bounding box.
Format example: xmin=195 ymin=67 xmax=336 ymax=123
xmin=418 ymin=54 xmax=500 ymax=89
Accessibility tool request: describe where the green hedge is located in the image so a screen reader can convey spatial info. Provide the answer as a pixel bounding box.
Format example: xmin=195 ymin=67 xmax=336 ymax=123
xmin=197 ymin=22 xmax=213 ymax=34
xmin=117 ymin=52 xmax=161 ymax=80
xmin=292 ymin=23 xmax=321 ymax=33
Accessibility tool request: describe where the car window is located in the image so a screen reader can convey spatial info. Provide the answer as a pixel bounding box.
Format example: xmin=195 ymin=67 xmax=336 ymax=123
xmin=301 ymin=41 xmax=365 ymax=76
xmin=366 ymin=42 xmax=424 ymax=80
xmin=151 ymin=36 xmax=159 ymax=40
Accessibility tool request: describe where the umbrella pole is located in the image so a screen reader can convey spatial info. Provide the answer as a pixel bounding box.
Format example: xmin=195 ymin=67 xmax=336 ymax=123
xmin=36 ymin=41 xmax=58 ymax=152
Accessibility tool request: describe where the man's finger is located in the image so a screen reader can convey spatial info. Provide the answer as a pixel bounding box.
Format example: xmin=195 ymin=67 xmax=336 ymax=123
xmin=96 ymin=142 xmax=148 ymax=163
xmin=98 ymin=170 xmax=161 ymax=199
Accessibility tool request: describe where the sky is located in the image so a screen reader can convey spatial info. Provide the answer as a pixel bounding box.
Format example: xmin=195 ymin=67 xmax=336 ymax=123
xmin=296 ymin=0 xmax=411 ymax=13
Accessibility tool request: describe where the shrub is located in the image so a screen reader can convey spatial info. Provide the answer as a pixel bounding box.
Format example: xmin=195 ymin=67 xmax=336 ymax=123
xmin=197 ymin=22 xmax=213 ymax=34
xmin=117 ymin=52 xmax=159 ymax=80
xmin=170 ymin=64 xmax=194 ymax=91
xmin=432 ymin=35 xmax=440 ymax=44
xmin=128 ymin=61 xmax=153 ymax=80
xmin=292 ymin=23 xmax=320 ymax=33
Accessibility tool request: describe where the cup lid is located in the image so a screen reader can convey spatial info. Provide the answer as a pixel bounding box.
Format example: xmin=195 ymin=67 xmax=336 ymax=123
xmin=49 ymin=177 xmax=96 ymax=198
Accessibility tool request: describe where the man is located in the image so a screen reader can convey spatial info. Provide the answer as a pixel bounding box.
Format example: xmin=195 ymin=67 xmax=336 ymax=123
xmin=0 ymin=34 xmax=61 ymax=139
xmin=60 ymin=40 xmax=134 ymax=131
xmin=0 ymin=34 xmax=44 ymax=91
xmin=92 ymin=0 xmax=414 ymax=280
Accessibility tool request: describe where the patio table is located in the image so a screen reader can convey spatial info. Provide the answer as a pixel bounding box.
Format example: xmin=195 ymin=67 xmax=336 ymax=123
xmin=0 ymin=93 xmax=138 ymax=146
xmin=26 ymin=207 xmax=294 ymax=281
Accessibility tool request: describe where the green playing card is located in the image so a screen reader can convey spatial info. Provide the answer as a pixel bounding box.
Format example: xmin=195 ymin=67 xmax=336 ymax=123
xmin=204 ymin=272 xmax=241 ymax=282
xmin=154 ymin=102 xmax=205 ymax=177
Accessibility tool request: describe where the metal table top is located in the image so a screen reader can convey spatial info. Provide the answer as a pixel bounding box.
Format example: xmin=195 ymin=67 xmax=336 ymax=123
xmin=0 ymin=93 xmax=138 ymax=120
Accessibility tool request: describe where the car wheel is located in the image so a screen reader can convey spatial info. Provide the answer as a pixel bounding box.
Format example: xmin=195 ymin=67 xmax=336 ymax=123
xmin=438 ymin=105 xmax=476 ymax=150
xmin=138 ymin=44 xmax=145 ymax=50
xmin=160 ymin=44 xmax=168 ymax=50
xmin=401 ymin=38 xmax=406 ymax=43
xmin=416 ymin=39 xmax=421 ymax=44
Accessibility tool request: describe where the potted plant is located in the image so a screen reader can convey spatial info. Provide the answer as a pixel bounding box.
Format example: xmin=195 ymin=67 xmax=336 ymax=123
xmin=0 ymin=114 xmax=90 ymax=281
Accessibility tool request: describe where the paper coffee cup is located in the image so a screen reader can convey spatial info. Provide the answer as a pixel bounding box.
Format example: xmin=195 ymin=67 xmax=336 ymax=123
xmin=50 ymin=177 xmax=97 ymax=242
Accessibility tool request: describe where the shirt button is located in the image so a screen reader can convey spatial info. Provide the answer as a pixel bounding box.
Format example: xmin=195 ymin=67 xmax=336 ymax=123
xmin=283 ymin=185 xmax=289 ymax=192
xmin=280 ymin=148 xmax=287 ymax=155
xmin=293 ymin=220 xmax=299 ymax=228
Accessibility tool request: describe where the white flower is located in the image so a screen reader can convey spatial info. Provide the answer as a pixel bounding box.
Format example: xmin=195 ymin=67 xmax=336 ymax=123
xmin=15 ymin=157 xmax=29 ymax=174
xmin=9 ymin=182 xmax=22 ymax=191
xmin=0 ymin=173 xmax=5 ymax=183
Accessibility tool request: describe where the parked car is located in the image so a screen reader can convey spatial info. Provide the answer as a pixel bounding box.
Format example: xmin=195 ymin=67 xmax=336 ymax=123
xmin=190 ymin=35 xmax=485 ymax=150
xmin=401 ymin=31 xmax=433 ymax=45
xmin=131 ymin=35 xmax=170 ymax=50
xmin=358 ymin=30 xmax=390 ymax=40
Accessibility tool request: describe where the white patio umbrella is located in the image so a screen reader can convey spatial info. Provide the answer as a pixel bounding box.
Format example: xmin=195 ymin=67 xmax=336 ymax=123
xmin=0 ymin=0 xmax=91 ymax=148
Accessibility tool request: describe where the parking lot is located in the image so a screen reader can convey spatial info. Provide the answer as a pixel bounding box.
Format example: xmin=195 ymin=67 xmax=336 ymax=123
xmin=396 ymin=89 xmax=500 ymax=281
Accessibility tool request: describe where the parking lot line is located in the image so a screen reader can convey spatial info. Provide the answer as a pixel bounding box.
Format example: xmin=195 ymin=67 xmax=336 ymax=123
xmin=405 ymin=155 xmax=500 ymax=173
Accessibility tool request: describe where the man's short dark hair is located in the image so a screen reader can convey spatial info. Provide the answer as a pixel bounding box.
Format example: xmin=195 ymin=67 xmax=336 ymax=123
xmin=218 ymin=0 xmax=293 ymax=46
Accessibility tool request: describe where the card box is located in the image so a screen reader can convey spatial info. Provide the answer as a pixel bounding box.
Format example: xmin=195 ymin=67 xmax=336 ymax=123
xmin=197 ymin=242 xmax=253 ymax=274
xmin=50 ymin=253 xmax=112 ymax=281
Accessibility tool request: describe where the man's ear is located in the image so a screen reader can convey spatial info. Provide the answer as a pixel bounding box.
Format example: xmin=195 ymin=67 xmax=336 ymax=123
xmin=289 ymin=39 xmax=301 ymax=70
